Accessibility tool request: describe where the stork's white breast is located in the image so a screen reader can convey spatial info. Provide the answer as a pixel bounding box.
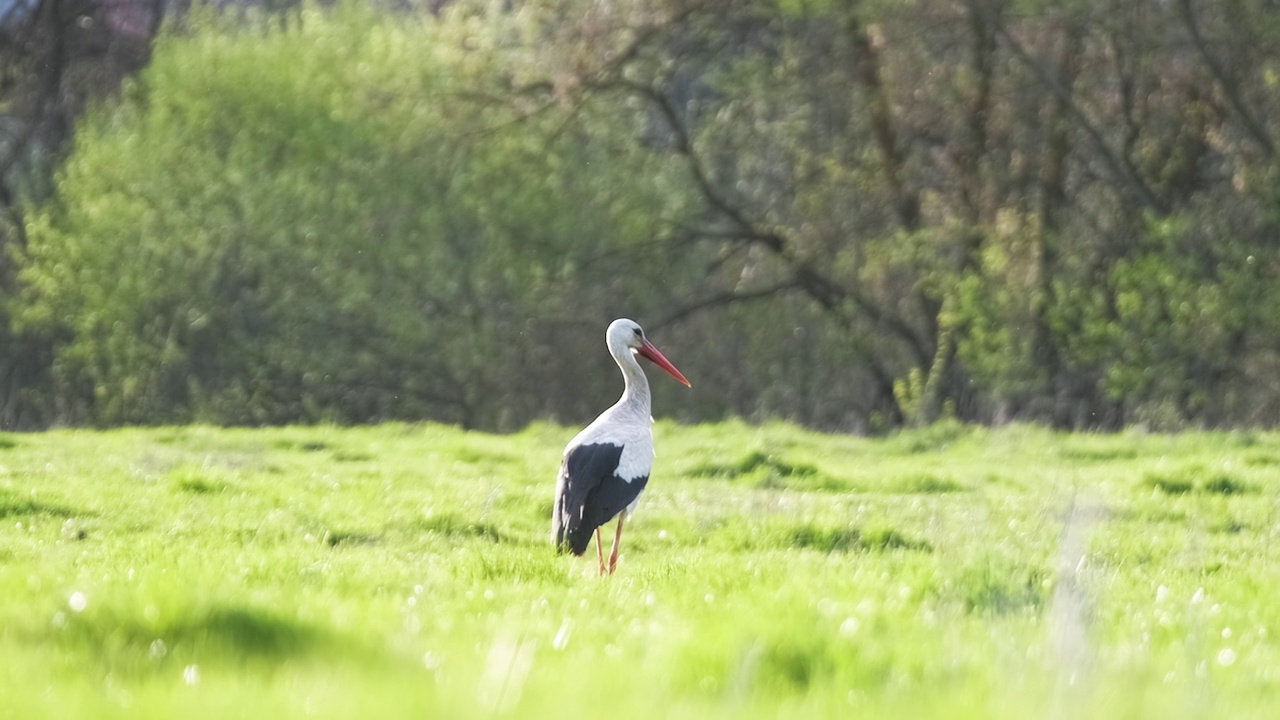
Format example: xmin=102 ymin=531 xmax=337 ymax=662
xmin=568 ymin=408 xmax=654 ymax=482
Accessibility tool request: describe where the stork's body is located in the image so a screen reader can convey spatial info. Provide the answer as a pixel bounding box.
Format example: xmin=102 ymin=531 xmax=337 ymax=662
xmin=552 ymin=319 xmax=691 ymax=574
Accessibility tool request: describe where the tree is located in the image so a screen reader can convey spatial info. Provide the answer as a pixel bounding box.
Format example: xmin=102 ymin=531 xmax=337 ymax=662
xmin=528 ymin=0 xmax=1280 ymax=429
xmin=0 ymin=0 xmax=163 ymax=427
xmin=10 ymin=0 xmax=1280 ymax=430
xmin=17 ymin=4 xmax=703 ymax=427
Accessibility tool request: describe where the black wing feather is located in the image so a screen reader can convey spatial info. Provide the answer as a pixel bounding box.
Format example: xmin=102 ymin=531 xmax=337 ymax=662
xmin=553 ymin=443 xmax=649 ymax=555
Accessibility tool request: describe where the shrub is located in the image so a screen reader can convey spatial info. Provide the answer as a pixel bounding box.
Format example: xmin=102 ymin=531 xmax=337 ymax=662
xmin=18 ymin=3 xmax=692 ymax=427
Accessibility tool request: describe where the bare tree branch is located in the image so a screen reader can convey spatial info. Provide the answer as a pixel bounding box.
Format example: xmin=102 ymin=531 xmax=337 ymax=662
xmin=594 ymin=77 xmax=933 ymax=368
xmin=654 ymin=281 xmax=799 ymax=329
xmin=1176 ymin=0 xmax=1275 ymax=159
xmin=845 ymin=10 xmax=920 ymax=231
xmin=999 ymin=24 xmax=1169 ymax=215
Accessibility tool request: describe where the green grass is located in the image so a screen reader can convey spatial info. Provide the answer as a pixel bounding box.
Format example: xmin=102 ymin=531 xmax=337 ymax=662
xmin=1 ymin=421 xmax=1278 ymax=718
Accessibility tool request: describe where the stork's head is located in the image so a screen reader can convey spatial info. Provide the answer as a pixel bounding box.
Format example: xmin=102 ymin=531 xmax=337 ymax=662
xmin=607 ymin=318 xmax=692 ymax=387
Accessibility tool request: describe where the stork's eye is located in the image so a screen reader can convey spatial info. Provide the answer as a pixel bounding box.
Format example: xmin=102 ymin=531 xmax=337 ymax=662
xmin=633 ymin=327 xmax=643 ymax=338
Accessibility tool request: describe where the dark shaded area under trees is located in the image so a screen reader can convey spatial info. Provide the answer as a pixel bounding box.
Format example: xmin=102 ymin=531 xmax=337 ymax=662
xmin=2 ymin=0 xmax=1278 ymax=432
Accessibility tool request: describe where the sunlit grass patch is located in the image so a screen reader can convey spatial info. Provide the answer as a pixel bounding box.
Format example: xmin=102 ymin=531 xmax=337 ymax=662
xmin=451 ymin=547 xmax=571 ymax=585
xmin=699 ymin=515 xmax=932 ymax=555
xmin=1143 ymin=472 xmax=1195 ymax=495
xmin=1200 ymin=474 xmax=1252 ymax=495
xmin=882 ymin=419 xmax=979 ymax=454
xmin=687 ymin=449 xmax=850 ymax=491
xmin=418 ymin=512 xmax=510 ymax=543
xmin=786 ymin=523 xmax=932 ymax=554
xmin=1243 ymin=453 xmax=1280 ymax=468
xmin=0 ymin=422 xmax=1278 ymax=719
xmin=0 ymin=488 xmax=81 ymax=519
xmin=27 ymin=599 xmax=379 ymax=679
xmin=896 ymin=473 xmax=966 ymax=494
xmin=273 ymin=439 xmax=329 ymax=452
xmin=1141 ymin=467 xmax=1255 ymax=496
xmin=321 ymin=529 xmax=382 ymax=547
xmin=746 ymin=629 xmax=845 ymax=693
xmin=953 ymin=556 xmax=1050 ymax=615
xmin=169 ymin=467 xmax=234 ymax=495
xmin=1058 ymin=445 xmax=1140 ymax=462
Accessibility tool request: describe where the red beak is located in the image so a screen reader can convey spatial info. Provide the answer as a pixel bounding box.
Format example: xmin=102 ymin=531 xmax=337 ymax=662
xmin=636 ymin=340 xmax=692 ymax=387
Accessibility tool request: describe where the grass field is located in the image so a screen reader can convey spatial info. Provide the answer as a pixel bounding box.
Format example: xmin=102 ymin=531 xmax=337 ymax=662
xmin=0 ymin=420 xmax=1277 ymax=718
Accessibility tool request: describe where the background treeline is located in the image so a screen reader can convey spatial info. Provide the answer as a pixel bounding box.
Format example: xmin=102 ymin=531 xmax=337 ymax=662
xmin=1 ymin=0 xmax=1277 ymax=432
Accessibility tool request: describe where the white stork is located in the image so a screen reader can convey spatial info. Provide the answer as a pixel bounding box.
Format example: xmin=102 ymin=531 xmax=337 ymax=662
xmin=552 ymin=318 xmax=691 ymax=575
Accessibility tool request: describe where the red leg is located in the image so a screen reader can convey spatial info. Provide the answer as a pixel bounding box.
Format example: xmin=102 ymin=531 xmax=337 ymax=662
xmin=593 ymin=525 xmax=604 ymax=573
xmin=607 ymin=513 xmax=626 ymax=575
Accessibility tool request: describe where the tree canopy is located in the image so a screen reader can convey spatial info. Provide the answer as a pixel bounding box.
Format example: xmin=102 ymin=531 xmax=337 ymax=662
xmin=3 ymin=0 xmax=1279 ymax=431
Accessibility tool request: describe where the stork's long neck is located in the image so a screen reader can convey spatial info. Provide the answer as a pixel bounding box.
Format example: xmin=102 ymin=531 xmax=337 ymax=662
xmin=615 ymin=348 xmax=651 ymax=419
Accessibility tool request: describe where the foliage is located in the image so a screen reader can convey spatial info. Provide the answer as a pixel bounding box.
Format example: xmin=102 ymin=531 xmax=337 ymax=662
xmin=1 ymin=0 xmax=163 ymax=429
xmin=17 ymin=3 xmax=696 ymax=427
xmin=7 ymin=0 xmax=1280 ymax=431
xmin=1091 ymin=212 xmax=1280 ymax=425
xmin=532 ymin=0 xmax=1280 ymax=430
